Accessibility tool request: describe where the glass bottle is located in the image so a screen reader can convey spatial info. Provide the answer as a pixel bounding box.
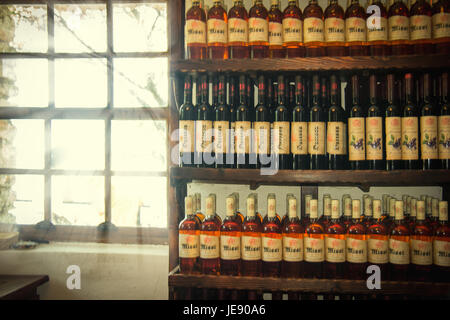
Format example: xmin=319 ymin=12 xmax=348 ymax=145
xmin=321 ymin=195 xmax=333 ymax=229
xmin=363 ymin=195 xmax=374 ymax=228
xmin=232 ymin=192 xmax=245 ymax=225
xmin=408 ymin=197 xmax=417 ymax=229
xmin=439 ymin=72 xmax=450 ymax=169
xmin=388 ymin=0 xmax=411 ymax=55
xmin=214 ymin=74 xmax=231 ymax=168
xmin=367 ymin=199 xmax=390 ymax=280
xmin=228 ymin=75 xmax=237 ymax=168
xmin=241 ymin=195 xmax=262 ymax=276
xmin=195 ymin=74 xmax=214 ymax=168
xmin=429 ymin=198 xmax=440 ymax=232
xmin=249 ymin=0 xmax=269 ymax=58
xmin=179 ymin=75 xmax=196 ymax=167
xmin=345 ymin=0 xmax=368 ymax=56
xmin=273 ymin=75 xmax=292 ymax=170
xmin=303 ymin=194 xmax=313 ymax=228
xmin=282 ymin=196 xmax=304 ymax=278
xmin=194 ymin=193 xmax=205 ymax=224
xmin=432 ymin=0 xmax=450 ymax=54
xmin=385 ymin=74 xmax=403 ymax=170
xmin=324 ymin=199 xmax=346 ymax=280
xmin=268 ymin=0 xmax=285 ymax=58
xmin=342 ymin=196 xmax=353 ymax=230
xmin=367 ymin=0 xmax=389 ymax=56
xmin=303 ymin=0 xmax=326 ymax=56
xmin=179 ymin=196 xmax=200 ymax=274
xmin=324 ymin=0 xmax=347 ymax=56
xmin=410 ymin=199 xmax=433 ymax=282
xmin=346 ymin=199 xmax=368 ymax=280
xmin=366 ymin=74 xmax=385 ymax=170
xmin=402 ymin=73 xmax=420 ymax=170
xmin=304 ymin=199 xmax=325 ymax=278
xmin=235 ymin=74 xmax=252 ymax=168
xmin=220 ymin=196 xmax=242 ymax=275
xmin=348 ymin=74 xmax=367 ymax=170
xmin=186 ymin=0 xmax=207 ymax=59
xmin=207 ymin=0 xmax=228 ymax=59
xmin=200 ymin=195 xmax=221 ymax=275
xmin=309 ymin=75 xmax=327 ymax=169
xmin=433 ymin=200 xmax=450 ymax=282
xmin=292 ymin=75 xmax=310 ymax=170
xmin=283 ymin=0 xmax=305 ymax=57
xmin=389 ymin=200 xmax=410 ymax=281
xmin=254 ymin=75 xmax=271 ymax=169
xmin=262 ymin=194 xmax=283 ymax=277
xmin=410 ymin=0 xmax=433 ymax=54
xmin=228 ymin=0 xmax=249 ymax=59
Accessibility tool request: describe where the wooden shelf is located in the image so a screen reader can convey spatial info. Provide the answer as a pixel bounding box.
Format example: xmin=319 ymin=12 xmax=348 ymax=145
xmin=170 ymin=167 xmax=450 ymax=191
xmin=171 ymin=54 xmax=450 ymax=73
xmin=169 ymin=268 xmax=450 ymax=297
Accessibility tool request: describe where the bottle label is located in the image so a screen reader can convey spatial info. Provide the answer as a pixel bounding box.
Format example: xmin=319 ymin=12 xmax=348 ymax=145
xmin=228 ymin=18 xmax=248 ymax=43
xmin=433 ymin=239 xmax=450 ymax=267
xmin=324 ymin=17 xmax=345 ymax=42
xmin=433 ymin=12 xmax=450 ymax=39
xmin=249 ymin=17 xmax=269 ymax=43
xmin=269 ymin=21 xmax=283 ymax=46
xmin=283 ymin=235 xmax=304 ymax=262
xmin=195 ymin=120 xmax=213 ymax=153
xmin=343 ymin=123 xmax=347 ymax=154
xmin=179 ymin=232 xmax=200 ymax=258
xmin=214 ymin=121 xmax=229 ymax=154
xmin=325 ymin=236 xmax=346 ymax=263
xmin=179 ymin=120 xmax=195 ymax=153
xmin=346 ymin=237 xmax=367 ymax=263
xmin=388 ymin=15 xmax=409 ymax=41
xmin=401 ymin=117 xmax=419 ymax=160
xmin=348 ymin=117 xmax=366 ymax=161
xmin=253 ymin=121 xmax=271 ymax=155
xmin=304 ymin=236 xmax=325 ymax=262
xmin=308 ymin=122 xmax=326 ymax=155
xmin=220 ymin=235 xmax=241 ymax=260
xmin=410 ymin=15 xmax=432 ymax=41
xmin=291 ymin=122 xmax=308 ymax=155
xmin=303 ymin=17 xmax=324 ymax=43
xmin=200 ymin=234 xmax=220 ymax=259
xmin=389 ymin=238 xmax=410 ymax=265
xmin=345 ymin=17 xmax=366 ymax=42
xmin=207 ymin=18 xmax=227 ymax=44
xmin=327 ymin=122 xmax=345 ymax=155
xmin=386 ymin=116 xmax=402 ymax=160
xmin=185 ymin=19 xmax=207 ymax=45
xmin=235 ymin=121 xmax=251 ymax=154
xmin=368 ymin=237 xmax=389 ymax=264
xmin=262 ymin=235 xmax=282 ymax=262
xmin=366 ymin=117 xmax=383 ymax=160
xmin=273 ymin=121 xmax=290 ymax=155
xmin=367 ymin=17 xmax=388 ymax=42
xmin=283 ymin=17 xmax=303 ymax=43
xmin=438 ymin=115 xmax=450 ymax=160
xmin=410 ymin=238 xmax=432 ymax=266
xmin=241 ymin=235 xmax=262 ymax=261
xmin=420 ymin=116 xmax=438 ymax=160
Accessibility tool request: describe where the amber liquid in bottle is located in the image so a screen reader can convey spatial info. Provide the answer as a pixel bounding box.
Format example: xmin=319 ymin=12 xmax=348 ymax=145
xmin=220 ymin=196 xmax=242 ymax=275
xmin=389 ymin=200 xmax=410 ymax=281
xmin=324 ymin=0 xmax=347 ymax=56
xmin=283 ymin=0 xmax=305 ymax=57
xmin=433 ymin=201 xmax=450 ymax=282
xmin=432 ymin=0 xmax=450 ymax=54
xmin=388 ymin=0 xmax=412 ymax=55
xmin=249 ymin=0 xmax=269 ymax=58
xmin=410 ymin=0 xmax=434 ymax=55
xmin=179 ymin=196 xmax=200 ymax=274
xmin=262 ymin=195 xmax=283 ymax=277
xmin=282 ymin=197 xmax=304 ymax=278
xmin=303 ymin=0 xmax=325 ymax=57
xmin=304 ymin=199 xmax=325 ymax=279
xmin=325 ymin=199 xmax=346 ymax=279
xmin=241 ymin=195 xmax=262 ymax=276
xmin=228 ymin=0 xmax=249 ymax=59
xmin=268 ymin=0 xmax=285 ymax=58
xmin=186 ymin=0 xmax=207 ymax=59
xmin=346 ymin=200 xmax=368 ymax=280
xmin=200 ymin=195 xmax=221 ymax=275
xmin=367 ymin=0 xmax=389 ymax=56
xmin=345 ymin=0 xmax=368 ymax=56
xmin=207 ymin=0 xmax=228 ymax=59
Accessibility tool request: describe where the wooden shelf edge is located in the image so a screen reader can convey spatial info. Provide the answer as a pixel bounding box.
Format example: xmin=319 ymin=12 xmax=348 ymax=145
xmin=168 ymin=271 xmax=450 ymax=296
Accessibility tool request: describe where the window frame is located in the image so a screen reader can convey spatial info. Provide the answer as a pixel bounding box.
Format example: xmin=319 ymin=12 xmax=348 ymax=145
xmin=0 ymin=0 xmax=173 ymax=244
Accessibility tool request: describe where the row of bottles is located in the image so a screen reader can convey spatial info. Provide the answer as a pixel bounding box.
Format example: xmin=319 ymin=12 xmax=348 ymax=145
xmin=185 ymin=0 xmax=450 ymax=59
xmin=179 ymin=192 xmax=449 ymax=281
xmin=178 ymin=71 xmax=450 ymax=170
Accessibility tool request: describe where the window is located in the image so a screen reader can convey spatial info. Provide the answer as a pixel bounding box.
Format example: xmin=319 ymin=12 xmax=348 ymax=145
xmin=0 ymin=0 xmax=170 ymax=244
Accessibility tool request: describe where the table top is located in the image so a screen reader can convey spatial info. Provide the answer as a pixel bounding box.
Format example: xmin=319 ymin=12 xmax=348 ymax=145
xmin=0 ymin=274 xmax=49 ymax=300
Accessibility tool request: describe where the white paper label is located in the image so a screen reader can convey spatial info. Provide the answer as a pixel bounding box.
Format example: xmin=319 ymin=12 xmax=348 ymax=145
xmin=346 ymin=17 xmax=366 ymax=42
xmin=249 ymin=17 xmax=269 ymax=43
xmin=433 ymin=239 xmax=450 ymax=267
xmin=389 ymin=238 xmax=410 ymax=265
xmin=283 ymin=17 xmax=303 ymax=43
xmin=367 ymin=17 xmax=388 ymax=42
xmin=410 ymin=238 xmax=432 ymax=265
xmin=433 ymin=12 xmax=450 ymax=39
xmin=325 ymin=236 xmax=346 ymax=263
xmin=410 ymin=15 xmax=431 ymax=40
xmin=179 ymin=232 xmax=199 ymax=258
xmin=220 ymin=235 xmax=241 ymax=260
xmin=262 ymin=236 xmax=282 ymax=262
xmin=304 ymin=17 xmax=324 ymax=43
xmin=185 ymin=19 xmax=206 ymax=44
xmin=389 ymin=15 xmax=409 ymax=41
xmin=179 ymin=120 xmax=195 ymax=153
xmin=346 ymin=237 xmax=367 ymax=263
xmin=368 ymin=238 xmax=389 ymax=264
xmin=200 ymin=234 xmax=220 ymax=259
xmin=269 ymin=22 xmax=283 ymax=46
xmin=207 ymin=18 xmax=227 ymax=44
xmin=283 ymin=235 xmax=304 ymax=262
xmin=304 ymin=236 xmax=325 ymax=262
xmin=228 ymin=18 xmax=248 ymax=43
xmin=241 ymin=235 xmax=262 ymax=261
xmin=325 ymin=17 xmax=345 ymax=42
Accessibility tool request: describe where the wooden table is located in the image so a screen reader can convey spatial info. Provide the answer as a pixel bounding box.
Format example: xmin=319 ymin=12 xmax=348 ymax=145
xmin=0 ymin=275 xmax=49 ymax=300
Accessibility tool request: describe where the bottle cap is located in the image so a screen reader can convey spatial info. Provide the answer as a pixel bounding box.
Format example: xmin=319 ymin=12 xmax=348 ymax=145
xmin=395 ymin=200 xmax=404 ymax=220
xmin=410 ymin=198 xmax=417 ymax=217
xmin=389 ymin=198 xmax=396 ymax=217
xmin=288 ymin=197 xmax=297 ymax=218
xmin=373 ymin=199 xmax=381 ymax=219
xmin=426 ymin=196 xmax=432 ymax=215
xmin=406 ymin=196 xmax=412 ymax=214
xmin=382 ymin=194 xmax=389 ymax=212
xmin=364 ymin=196 xmax=373 ymax=217
xmin=286 ymin=193 xmax=294 ymax=215
xmin=305 ymin=194 xmax=312 ymax=215
xmin=196 ymin=193 xmax=202 ymax=211
xmin=324 ymin=197 xmax=332 ymax=217
xmin=331 ymin=199 xmax=340 ymax=219
xmin=268 ymin=194 xmax=276 ymax=218
xmin=310 ymin=199 xmax=318 ymax=219
xmin=344 ymin=197 xmax=352 ymax=216
xmin=226 ymin=196 xmax=235 ymax=216
xmin=439 ymin=201 xmax=448 ymax=222
xmin=247 ymin=195 xmax=255 ymax=217
xmin=205 ymin=195 xmax=215 ymax=216
xmin=185 ymin=196 xmax=194 ymax=215
xmin=432 ymin=198 xmax=439 ymax=218
xmin=352 ymin=199 xmax=361 ymax=219
xmin=416 ymin=200 xmax=425 ymax=220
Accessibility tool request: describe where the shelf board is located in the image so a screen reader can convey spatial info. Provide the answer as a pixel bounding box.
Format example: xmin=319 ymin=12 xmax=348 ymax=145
xmin=170 ymin=167 xmax=450 ymax=190
xmin=171 ymin=54 xmax=450 ymax=73
xmin=169 ymin=271 xmax=450 ymax=297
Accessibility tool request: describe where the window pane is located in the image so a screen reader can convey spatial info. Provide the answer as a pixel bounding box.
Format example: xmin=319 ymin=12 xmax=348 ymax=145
xmin=51 ymin=120 xmax=104 ymax=170
xmin=55 ymin=59 xmax=107 ymax=108
xmin=0 ymin=120 xmax=44 ymax=169
xmin=52 ymin=175 xmax=104 ymax=226
xmin=0 ymin=5 xmax=47 ymax=53
xmin=112 ymin=176 xmax=167 ymax=228
xmin=0 ymin=175 xmax=44 ymax=225
xmin=0 ymin=59 xmax=48 ymax=107
xmin=112 ymin=120 xmax=166 ymax=172
xmin=113 ymin=3 xmax=167 ymax=53
xmin=113 ymin=57 xmax=168 ymax=108
xmin=54 ymin=4 xmax=107 ymax=53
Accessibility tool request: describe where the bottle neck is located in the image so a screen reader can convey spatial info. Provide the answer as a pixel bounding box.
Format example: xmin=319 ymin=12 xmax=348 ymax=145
xmin=200 ymin=77 xmax=208 ymax=104
xmin=278 ymin=77 xmax=285 ymax=105
xmin=239 ymin=77 xmax=246 ymax=105
xmin=312 ymin=76 xmax=320 ymax=106
xmin=405 ymin=74 xmax=414 ymax=104
xmin=330 ymin=77 xmax=339 ymax=106
xmin=258 ymin=77 xmax=266 ymax=105
xmin=184 ymin=79 xmax=192 ymax=104
xmin=369 ymin=75 xmax=377 ymax=105
xmin=442 ymin=73 xmax=448 ymax=103
xmin=295 ymin=76 xmax=303 ymax=105
xmin=423 ymin=74 xmax=431 ymax=104
xmin=218 ymin=77 xmax=226 ymax=105
xmin=352 ymin=75 xmax=359 ymax=106
xmin=387 ymin=75 xmax=395 ymax=105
